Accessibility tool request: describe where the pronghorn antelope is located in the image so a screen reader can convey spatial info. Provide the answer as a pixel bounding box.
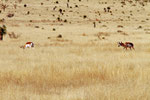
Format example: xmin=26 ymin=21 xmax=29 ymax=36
xmin=118 ymin=42 xmax=134 ymax=50
xmin=20 ymin=42 xmax=34 ymax=49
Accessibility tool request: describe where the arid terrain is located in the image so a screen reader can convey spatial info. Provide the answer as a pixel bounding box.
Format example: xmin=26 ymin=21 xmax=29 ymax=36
xmin=0 ymin=0 xmax=150 ymax=100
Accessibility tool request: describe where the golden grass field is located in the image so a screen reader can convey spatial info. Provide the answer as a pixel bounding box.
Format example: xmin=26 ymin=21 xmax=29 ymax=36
xmin=0 ymin=0 xmax=150 ymax=99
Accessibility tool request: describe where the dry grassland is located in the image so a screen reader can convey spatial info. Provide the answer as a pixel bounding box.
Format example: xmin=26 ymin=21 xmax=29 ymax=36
xmin=0 ymin=0 xmax=150 ymax=100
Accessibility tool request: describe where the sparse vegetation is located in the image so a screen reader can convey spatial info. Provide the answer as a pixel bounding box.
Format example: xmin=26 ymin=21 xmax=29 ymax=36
xmin=83 ymin=15 xmax=87 ymax=19
xmin=53 ymin=28 xmax=56 ymax=31
xmin=24 ymin=4 xmax=27 ymax=7
xmin=117 ymin=25 xmax=124 ymax=28
xmin=57 ymin=34 xmax=62 ymax=38
xmin=1 ymin=4 xmax=8 ymax=11
xmin=7 ymin=13 xmax=14 ymax=18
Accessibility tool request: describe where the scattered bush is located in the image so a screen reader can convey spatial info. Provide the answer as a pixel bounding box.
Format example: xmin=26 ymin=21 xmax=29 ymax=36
xmin=64 ymin=19 xmax=67 ymax=23
xmin=7 ymin=13 xmax=14 ymax=18
xmin=138 ymin=26 xmax=142 ymax=29
xmin=57 ymin=34 xmax=62 ymax=38
xmin=0 ymin=18 xmax=5 ymax=23
xmin=55 ymin=1 xmax=59 ymax=4
xmin=53 ymin=28 xmax=56 ymax=31
xmin=83 ymin=15 xmax=87 ymax=19
xmin=117 ymin=30 xmax=123 ymax=33
xmin=35 ymin=26 xmax=40 ymax=28
xmin=1 ymin=4 xmax=8 ymax=11
xmin=117 ymin=25 xmax=124 ymax=28
xmin=24 ymin=4 xmax=27 ymax=7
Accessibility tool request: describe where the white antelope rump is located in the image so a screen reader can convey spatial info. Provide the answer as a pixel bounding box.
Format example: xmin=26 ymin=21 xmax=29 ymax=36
xmin=118 ymin=42 xmax=135 ymax=50
xmin=20 ymin=42 xmax=34 ymax=49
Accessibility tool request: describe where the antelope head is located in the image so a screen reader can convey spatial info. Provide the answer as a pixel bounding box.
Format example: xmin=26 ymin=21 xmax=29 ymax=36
xmin=118 ymin=42 xmax=122 ymax=47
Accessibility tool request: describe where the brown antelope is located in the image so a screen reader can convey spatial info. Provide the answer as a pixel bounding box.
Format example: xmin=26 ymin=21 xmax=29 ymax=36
xmin=20 ymin=42 xmax=34 ymax=49
xmin=118 ymin=42 xmax=134 ymax=50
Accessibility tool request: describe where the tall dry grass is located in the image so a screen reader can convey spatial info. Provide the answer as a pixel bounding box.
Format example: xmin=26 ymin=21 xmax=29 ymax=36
xmin=0 ymin=41 xmax=150 ymax=100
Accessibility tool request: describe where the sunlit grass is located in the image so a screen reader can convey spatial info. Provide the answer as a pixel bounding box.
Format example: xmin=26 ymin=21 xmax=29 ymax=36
xmin=0 ymin=41 xmax=150 ymax=100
